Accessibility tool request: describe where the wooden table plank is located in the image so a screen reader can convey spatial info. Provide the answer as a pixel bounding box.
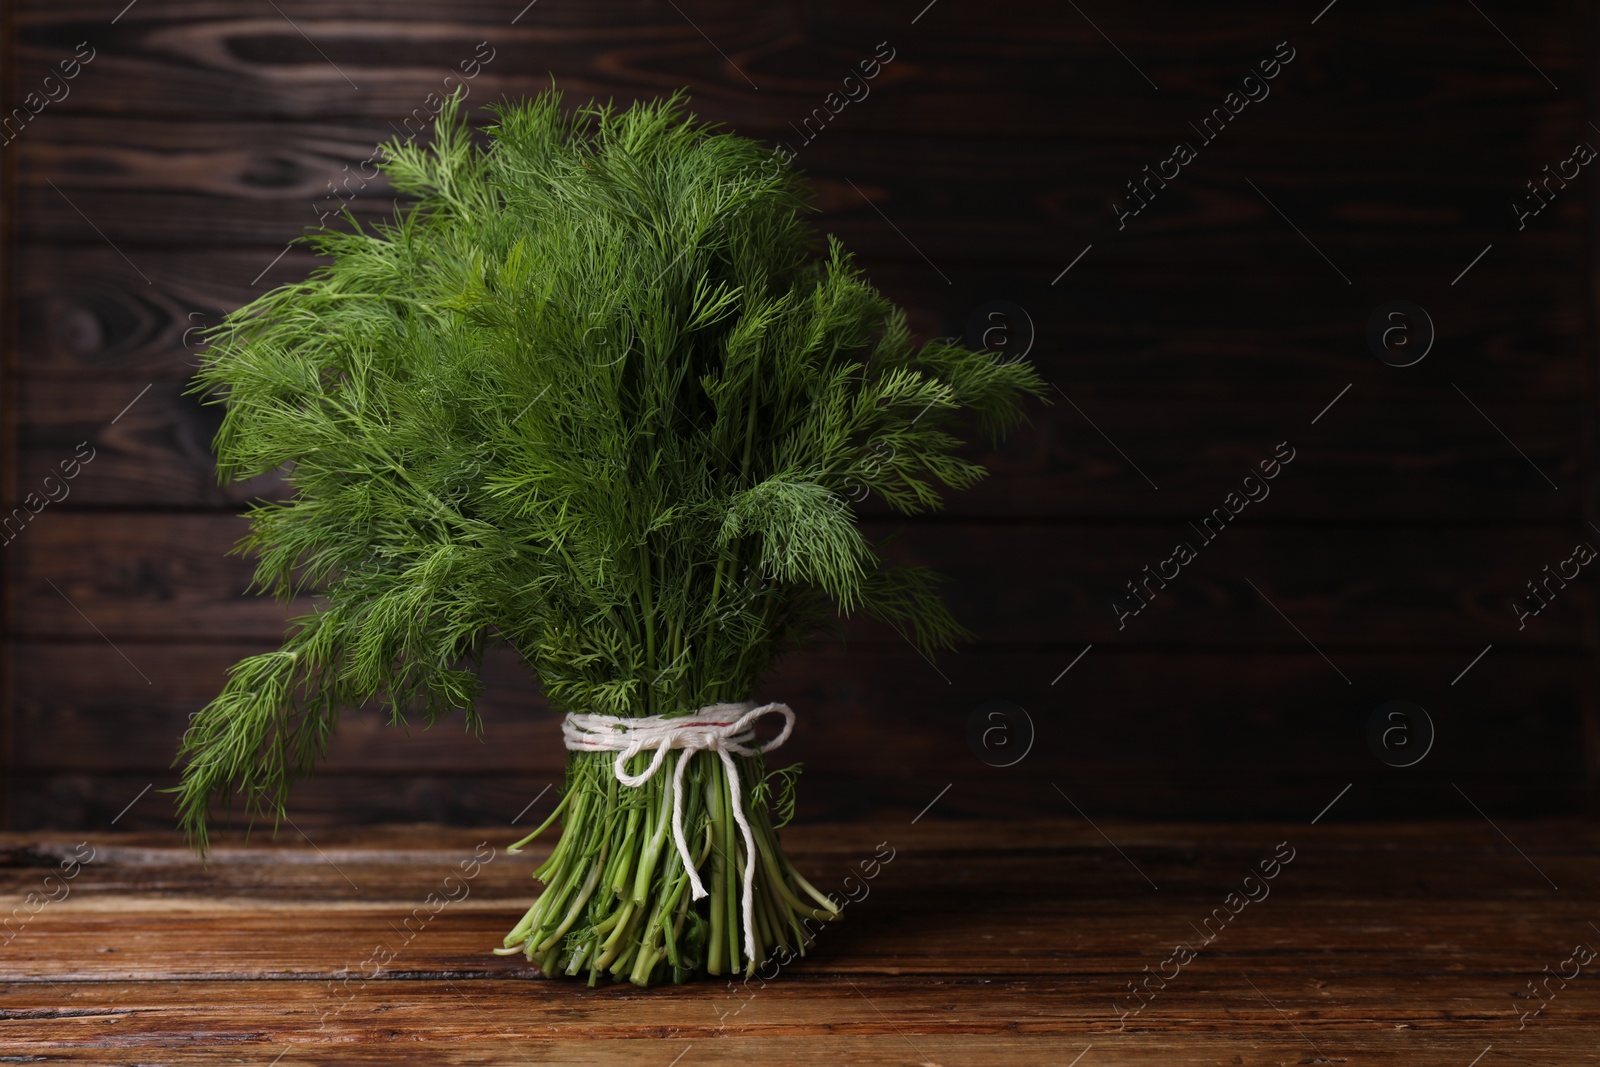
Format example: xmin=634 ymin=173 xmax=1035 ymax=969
xmin=4 ymin=822 xmax=1599 ymax=1063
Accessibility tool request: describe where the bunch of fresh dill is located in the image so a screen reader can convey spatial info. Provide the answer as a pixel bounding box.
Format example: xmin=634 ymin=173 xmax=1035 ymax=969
xmin=172 ymin=89 xmax=1044 ymax=985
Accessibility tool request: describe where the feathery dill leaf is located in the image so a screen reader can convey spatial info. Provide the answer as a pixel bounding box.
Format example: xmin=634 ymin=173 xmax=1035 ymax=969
xmin=170 ymin=88 xmax=1045 ymax=852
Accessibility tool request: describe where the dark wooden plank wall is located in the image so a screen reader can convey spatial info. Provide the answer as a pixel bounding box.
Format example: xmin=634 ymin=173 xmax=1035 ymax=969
xmin=2 ymin=1 xmax=1596 ymax=830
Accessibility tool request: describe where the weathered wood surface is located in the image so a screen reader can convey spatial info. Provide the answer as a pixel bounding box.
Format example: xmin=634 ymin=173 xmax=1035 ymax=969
xmin=18 ymin=248 xmax=1588 ymax=395
xmin=3 ymin=821 xmax=1598 ymax=1064
xmin=12 ymin=512 xmax=1600 ymax=644
xmin=5 ymin=636 xmax=1588 ymax=824
xmin=12 ymin=0 xmax=1586 ymax=133
xmin=12 ymin=378 xmax=1590 ymax=517
xmin=16 ymin=117 xmax=1588 ymax=263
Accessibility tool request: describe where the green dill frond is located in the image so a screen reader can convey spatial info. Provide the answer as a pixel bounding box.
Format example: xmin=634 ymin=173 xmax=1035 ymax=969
xmin=171 ymin=87 xmax=1045 ymax=850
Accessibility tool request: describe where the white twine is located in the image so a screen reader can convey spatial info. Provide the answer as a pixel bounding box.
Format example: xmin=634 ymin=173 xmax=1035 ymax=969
xmin=561 ymin=701 xmax=795 ymax=967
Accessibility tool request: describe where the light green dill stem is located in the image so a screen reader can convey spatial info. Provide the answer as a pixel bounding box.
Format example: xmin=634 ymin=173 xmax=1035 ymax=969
xmin=705 ymin=768 xmax=728 ymax=976
xmin=719 ymin=758 xmax=740 ymax=975
xmin=638 ymin=546 xmax=657 ymax=715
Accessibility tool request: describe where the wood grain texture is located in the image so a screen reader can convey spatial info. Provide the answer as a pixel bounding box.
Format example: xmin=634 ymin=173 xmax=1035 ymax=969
xmin=14 ymin=117 xmax=1588 ymax=267
xmin=9 ymin=380 xmax=1587 ymax=518
xmin=14 ymin=248 xmax=1590 ymax=397
xmin=2 ymin=821 xmax=1598 ymax=1063
xmin=3 ymin=640 xmax=1588 ymax=826
xmin=10 ymin=0 xmax=1588 ymax=135
xmin=8 ymin=512 xmax=1599 ymax=646
xmin=9 ymin=642 xmax=1589 ymax=770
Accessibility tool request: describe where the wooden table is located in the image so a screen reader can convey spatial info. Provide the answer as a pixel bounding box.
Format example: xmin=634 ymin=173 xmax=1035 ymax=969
xmin=3 ymin=819 xmax=1597 ymax=1064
